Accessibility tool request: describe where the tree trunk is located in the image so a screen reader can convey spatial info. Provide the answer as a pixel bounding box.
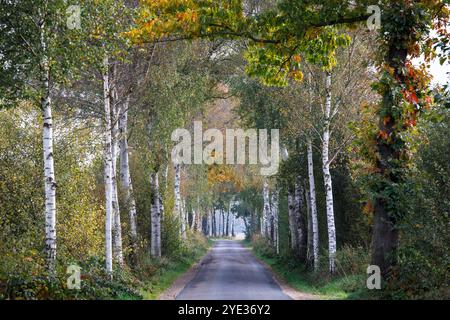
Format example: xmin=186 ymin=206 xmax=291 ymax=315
xmin=221 ymin=209 xmax=225 ymax=236
xmin=305 ymin=186 xmax=314 ymax=268
xmin=262 ymin=180 xmax=270 ymax=238
xmin=322 ymin=72 xmax=337 ymax=274
xmin=103 ymin=54 xmax=113 ymax=277
xmin=111 ymin=85 xmax=123 ymax=266
xmin=119 ymin=97 xmax=138 ymax=254
xmin=371 ymin=39 xmax=408 ymax=276
xmin=287 ymin=187 xmax=298 ymax=251
xmin=191 ymin=208 xmax=196 ymax=230
xmin=198 ymin=213 xmax=203 ymax=233
xmin=150 ymin=172 xmax=161 ymax=257
xmin=307 ymin=138 xmax=319 ymax=271
xmin=271 ymin=189 xmax=279 ymax=254
xmin=226 ymin=209 xmax=230 ymax=236
xmin=173 ymin=163 xmax=185 ymax=239
xmin=41 ymin=28 xmax=56 ymax=273
xmin=231 ymin=214 xmax=235 ymax=237
xmin=294 ymin=176 xmax=308 ymax=263
xmin=213 ymin=208 xmax=217 ymax=237
xmin=159 ymin=171 xmax=165 ymax=221
xmin=208 ymin=208 xmax=213 ymax=237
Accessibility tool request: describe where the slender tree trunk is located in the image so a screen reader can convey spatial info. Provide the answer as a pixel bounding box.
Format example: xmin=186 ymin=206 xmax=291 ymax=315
xmin=183 ymin=199 xmax=188 ymax=236
xmin=305 ymin=186 xmax=314 ymax=267
xmin=226 ymin=210 xmax=230 ymax=236
xmin=150 ymin=172 xmax=161 ymax=257
xmin=191 ymin=208 xmax=196 ymax=230
xmin=294 ymin=176 xmax=308 ymax=262
xmin=262 ymin=180 xmax=270 ymax=238
xmin=159 ymin=171 xmax=165 ymax=220
xmin=271 ymin=189 xmax=279 ymax=254
xmin=307 ymin=138 xmax=319 ymax=271
xmin=103 ymin=54 xmax=113 ymax=277
xmin=119 ymin=97 xmax=138 ymax=253
xmin=196 ymin=198 xmax=202 ymax=232
xmin=288 ymin=187 xmax=298 ymax=251
xmin=173 ymin=163 xmax=185 ymax=239
xmin=322 ymin=72 xmax=337 ymax=274
xmin=208 ymin=208 xmax=212 ymax=237
xmin=221 ymin=209 xmax=224 ymax=236
xmin=231 ymin=214 xmax=235 ymax=237
xmin=111 ymin=86 xmax=123 ymax=266
xmin=213 ymin=209 xmax=217 ymax=237
xmin=41 ymin=27 xmax=56 ymax=273
xmin=217 ymin=209 xmax=220 ymax=236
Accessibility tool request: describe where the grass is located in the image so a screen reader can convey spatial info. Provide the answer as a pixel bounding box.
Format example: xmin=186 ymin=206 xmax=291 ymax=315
xmin=243 ymin=239 xmax=372 ymax=300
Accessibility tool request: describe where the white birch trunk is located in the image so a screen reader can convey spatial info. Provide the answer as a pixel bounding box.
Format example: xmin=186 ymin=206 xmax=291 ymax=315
xmin=217 ymin=210 xmax=221 ymax=237
xmin=208 ymin=209 xmax=212 ymax=237
xmin=288 ymin=188 xmax=297 ymax=251
xmin=119 ymin=97 xmax=138 ymax=246
xmin=307 ymin=138 xmax=319 ymax=271
xmin=271 ymin=190 xmax=279 ymax=254
xmin=150 ymin=172 xmax=162 ymax=257
xmin=41 ymin=24 xmax=56 ymax=273
xmin=103 ymin=54 xmax=113 ymax=277
xmin=173 ymin=163 xmax=185 ymax=239
xmin=305 ymin=187 xmax=314 ymax=266
xmin=322 ymin=72 xmax=337 ymax=273
xmin=262 ymin=180 xmax=270 ymax=238
xmin=191 ymin=208 xmax=196 ymax=230
xmin=195 ymin=196 xmax=202 ymax=233
xmin=215 ymin=209 xmax=219 ymax=237
xmin=111 ymin=88 xmax=123 ymax=265
xmin=226 ymin=210 xmax=230 ymax=236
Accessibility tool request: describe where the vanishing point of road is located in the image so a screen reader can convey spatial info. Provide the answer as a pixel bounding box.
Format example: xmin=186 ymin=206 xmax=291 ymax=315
xmin=176 ymin=240 xmax=291 ymax=300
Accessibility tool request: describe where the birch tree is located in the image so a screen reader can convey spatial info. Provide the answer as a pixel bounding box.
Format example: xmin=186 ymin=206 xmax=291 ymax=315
xmin=150 ymin=172 xmax=162 ymax=257
xmin=119 ymin=97 xmax=138 ymax=249
xmin=111 ymin=75 xmax=124 ymax=265
xmin=321 ymin=72 xmax=337 ymax=273
xmin=271 ymin=189 xmax=279 ymax=254
xmin=102 ymin=55 xmax=114 ymax=276
xmin=307 ymin=139 xmax=319 ymax=270
xmin=173 ymin=163 xmax=186 ymax=239
xmin=262 ymin=180 xmax=270 ymax=238
xmin=39 ymin=14 xmax=57 ymax=275
xmin=0 ymin=0 xmax=88 ymax=274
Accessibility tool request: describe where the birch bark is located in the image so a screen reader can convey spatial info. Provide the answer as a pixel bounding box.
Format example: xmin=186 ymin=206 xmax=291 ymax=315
xmin=207 ymin=209 xmax=212 ymax=237
xmin=262 ymin=180 xmax=270 ymax=238
xmin=40 ymin=24 xmax=56 ymax=273
xmin=103 ymin=54 xmax=113 ymax=277
xmin=307 ymin=138 xmax=319 ymax=271
xmin=111 ymin=85 xmax=123 ymax=265
xmin=191 ymin=208 xmax=196 ymax=230
xmin=322 ymin=72 xmax=337 ymax=273
xmin=173 ymin=163 xmax=185 ymax=239
xmin=119 ymin=97 xmax=138 ymax=247
xmin=271 ymin=190 xmax=279 ymax=254
xmin=150 ymin=172 xmax=162 ymax=257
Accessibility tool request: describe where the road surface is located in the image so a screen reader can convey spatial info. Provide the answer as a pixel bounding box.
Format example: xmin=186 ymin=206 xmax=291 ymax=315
xmin=176 ymin=240 xmax=291 ymax=300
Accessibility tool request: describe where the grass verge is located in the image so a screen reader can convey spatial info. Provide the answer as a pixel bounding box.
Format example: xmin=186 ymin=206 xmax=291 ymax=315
xmin=243 ymin=238 xmax=372 ymax=300
xmin=139 ymin=235 xmax=212 ymax=300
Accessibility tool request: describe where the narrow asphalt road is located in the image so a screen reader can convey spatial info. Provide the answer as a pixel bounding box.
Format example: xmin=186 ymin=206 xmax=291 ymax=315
xmin=176 ymin=240 xmax=291 ymax=300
